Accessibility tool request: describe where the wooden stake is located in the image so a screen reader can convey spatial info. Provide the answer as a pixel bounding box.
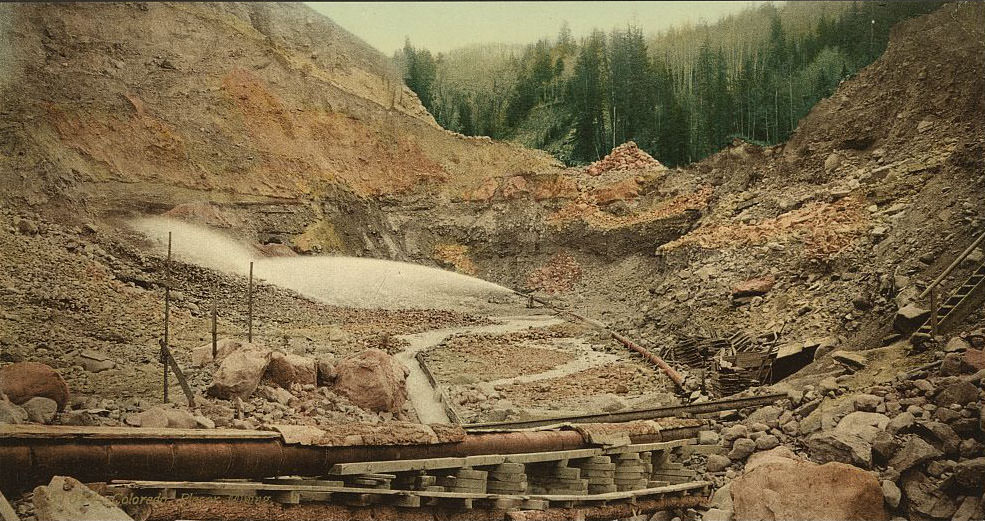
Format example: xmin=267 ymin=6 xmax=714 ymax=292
xmin=248 ymin=261 xmax=254 ymax=343
xmin=929 ymin=287 xmax=938 ymax=337
xmin=163 ymin=231 xmax=172 ymax=404
xmin=212 ymin=282 xmax=218 ymax=359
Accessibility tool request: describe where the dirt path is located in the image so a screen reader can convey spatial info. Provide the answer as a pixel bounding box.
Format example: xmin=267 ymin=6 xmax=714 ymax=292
xmin=482 ymin=338 xmax=621 ymax=387
xmin=395 ymin=313 xmax=563 ymax=424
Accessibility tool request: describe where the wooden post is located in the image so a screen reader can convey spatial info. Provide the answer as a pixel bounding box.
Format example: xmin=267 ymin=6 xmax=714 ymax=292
xmin=929 ymin=287 xmax=938 ymax=337
xmin=248 ymin=261 xmax=254 ymax=343
xmin=211 ymin=284 xmax=218 ymax=359
xmin=163 ymin=231 xmax=171 ymax=404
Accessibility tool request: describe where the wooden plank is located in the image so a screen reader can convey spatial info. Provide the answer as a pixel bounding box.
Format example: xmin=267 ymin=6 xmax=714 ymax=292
xmin=387 ymin=493 xmax=422 ymax=508
xmin=328 ymin=457 xmax=466 ymax=475
xmin=603 ymin=439 xmax=690 ymax=455
xmin=463 ymin=454 xmax=506 ymax=467
xmin=505 ymin=448 xmax=602 ymax=464
xmin=0 ymin=424 xmax=279 ymax=440
xmin=109 ymin=480 xmax=711 ymax=504
xmin=262 ymin=478 xmax=344 ymax=487
xmin=0 ymin=489 xmax=18 ymax=521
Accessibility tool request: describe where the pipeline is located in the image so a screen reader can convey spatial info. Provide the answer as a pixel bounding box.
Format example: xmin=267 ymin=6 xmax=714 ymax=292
xmin=519 ymin=291 xmax=685 ymax=390
xmin=465 ymin=392 xmax=787 ymax=431
xmin=0 ymin=423 xmax=702 ymax=493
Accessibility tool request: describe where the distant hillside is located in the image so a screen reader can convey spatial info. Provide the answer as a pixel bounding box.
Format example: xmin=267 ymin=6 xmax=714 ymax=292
xmin=401 ymin=1 xmax=942 ymax=167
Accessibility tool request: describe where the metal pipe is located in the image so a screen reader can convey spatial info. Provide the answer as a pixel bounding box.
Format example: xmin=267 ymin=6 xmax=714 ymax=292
xmin=919 ymin=231 xmax=985 ymax=299
xmin=0 ymin=425 xmax=700 ymax=493
xmin=519 ymin=292 xmax=685 ymax=390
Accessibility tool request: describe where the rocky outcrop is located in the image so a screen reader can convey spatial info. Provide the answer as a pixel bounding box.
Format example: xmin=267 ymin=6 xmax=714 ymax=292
xmin=333 ymin=349 xmax=408 ymax=413
xmin=0 ymin=362 xmax=70 ymax=410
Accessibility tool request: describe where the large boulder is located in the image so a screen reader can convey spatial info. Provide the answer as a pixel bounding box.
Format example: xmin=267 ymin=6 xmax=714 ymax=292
xmin=333 ymin=349 xmax=407 ymax=413
xmin=207 ymin=347 xmax=271 ymax=400
xmin=33 ymin=476 xmax=133 ymax=521
xmin=0 ymin=362 xmax=70 ymax=410
xmin=731 ymin=449 xmax=887 ymax=521
xmin=265 ymin=352 xmax=317 ymax=388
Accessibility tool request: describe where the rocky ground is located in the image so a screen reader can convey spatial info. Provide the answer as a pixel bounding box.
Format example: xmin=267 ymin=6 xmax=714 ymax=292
xmin=0 ymin=2 xmax=983 ymax=521
xmin=678 ymin=327 xmax=985 ymax=521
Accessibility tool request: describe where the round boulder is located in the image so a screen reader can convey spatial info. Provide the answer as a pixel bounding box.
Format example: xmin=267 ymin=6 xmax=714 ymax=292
xmin=0 ymin=362 xmax=70 ymax=411
xmin=333 ymin=349 xmax=407 ymax=413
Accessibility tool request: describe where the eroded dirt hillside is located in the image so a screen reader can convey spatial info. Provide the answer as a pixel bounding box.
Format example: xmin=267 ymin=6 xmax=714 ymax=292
xmin=0 ymin=2 xmax=560 ymax=213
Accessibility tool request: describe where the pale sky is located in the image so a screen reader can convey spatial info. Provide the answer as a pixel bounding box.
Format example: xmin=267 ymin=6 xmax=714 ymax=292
xmin=306 ymin=2 xmax=764 ymax=55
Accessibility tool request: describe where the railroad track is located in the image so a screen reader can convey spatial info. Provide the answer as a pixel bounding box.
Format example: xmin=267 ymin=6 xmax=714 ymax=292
xmin=103 ymin=439 xmax=711 ymax=521
xmin=464 ymin=392 xmax=787 ymax=432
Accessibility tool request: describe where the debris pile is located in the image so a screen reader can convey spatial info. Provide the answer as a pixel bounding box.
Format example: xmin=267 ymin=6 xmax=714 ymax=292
xmin=688 ymin=329 xmax=985 ymax=521
xmin=525 ymin=252 xmax=583 ymax=294
xmin=586 ymin=141 xmax=665 ymax=176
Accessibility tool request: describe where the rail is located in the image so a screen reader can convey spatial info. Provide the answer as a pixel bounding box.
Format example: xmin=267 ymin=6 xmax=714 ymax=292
xmin=464 ymin=392 xmax=786 ymax=432
xmin=515 ymin=290 xmax=685 ymax=390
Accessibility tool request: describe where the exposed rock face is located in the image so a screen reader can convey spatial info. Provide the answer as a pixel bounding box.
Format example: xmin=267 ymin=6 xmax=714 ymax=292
xmin=265 ymin=352 xmax=317 ymax=388
xmin=33 ymin=476 xmax=133 ymax=521
xmin=731 ymin=449 xmax=887 ymax=521
xmin=207 ymin=347 xmax=272 ymax=400
xmin=0 ymin=362 xmax=70 ymax=410
xmin=333 ymin=349 xmax=407 ymax=413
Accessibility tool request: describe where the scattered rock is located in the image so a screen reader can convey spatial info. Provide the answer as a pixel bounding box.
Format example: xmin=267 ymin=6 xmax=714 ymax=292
xmin=78 ymin=351 xmax=116 ymax=373
xmin=894 ymin=304 xmax=930 ymax=335
xmin=881 ymin=479 xmax=901 ymax=509
xmin=755 ymin=434 xmax=780 ymax=451
xmin=889 ymin=436 xmax=943 ymax=472
xmin=944 ymin=337 xmax=971 ymax=353
xmin=259 ymin=385 xmax=293 ymax=406
xmin=838 ymin=411 xmax=889 ymax=435
xmin=728 ymin=438 xmax=756 ymax=461
xmin=22 ymin=396 xmax=58 ymax=423
xmin=901 ymin=471 xmax=959 ymax=519
xmin=935 ymin=381 xmax=979 ymax=408
xmin=806 ymin=430 xmax=873 ymax=468
xmin=0 ymin=362 xmax=70 ymax=410
xmin=832 ymin=351 xmax=868 ymax=371
xmin=887 ymin=411 xmax=915 ymax=434
xmin=707 ymin=454 xmax=731 ymax=473
xmin=33 ymin=475 xmax=133 ymax=521
xmin=0 ymin=400 xmax=28 ymax=424
xmin=952 ymin=457 xmax=985 ymax=490
xmin=316 ymin=357 xmax=336 ymax=385
xmin=732 ymin=277 xmax=775 ymax=298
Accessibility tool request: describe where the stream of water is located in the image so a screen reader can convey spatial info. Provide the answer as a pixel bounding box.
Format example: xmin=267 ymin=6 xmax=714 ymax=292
xmin=130 ymin=217 xmax=514 ymax=310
